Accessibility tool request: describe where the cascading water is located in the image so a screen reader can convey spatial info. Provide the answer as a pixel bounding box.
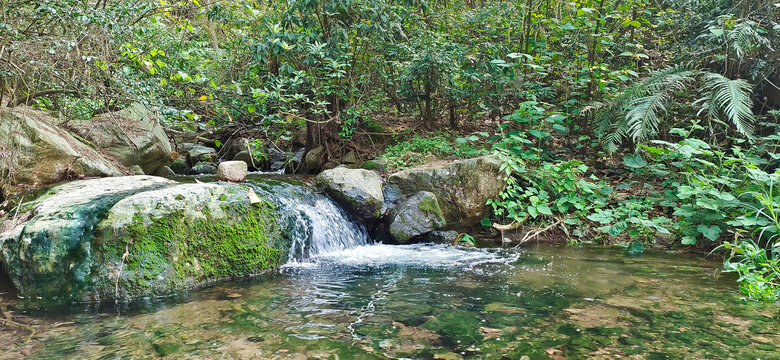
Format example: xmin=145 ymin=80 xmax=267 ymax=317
xmin=248 ymin=178 xmax=370 ymax=262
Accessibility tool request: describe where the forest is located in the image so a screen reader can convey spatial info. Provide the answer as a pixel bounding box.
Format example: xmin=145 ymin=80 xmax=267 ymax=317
xmin=1 ymin=0 xmax=779 ymax=301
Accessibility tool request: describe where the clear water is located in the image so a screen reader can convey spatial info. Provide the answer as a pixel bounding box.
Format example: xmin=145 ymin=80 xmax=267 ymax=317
xmin=2 ymin=244 xmax=778 ymax=359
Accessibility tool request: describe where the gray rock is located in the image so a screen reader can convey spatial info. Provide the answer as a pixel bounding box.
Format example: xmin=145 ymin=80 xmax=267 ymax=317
xmin=342 ymin=150 xmax=358 ymax=164
xmin=389 ymin=191 xmax=446 ymax=244
xmin=386 ymin=155 xmax=506 ymax=227
xmin=266 ymin=144 xmax=287 ymax=164
xmin=293 ymin=126 xmax=308 ymax=147
xmin=314 ymin=167 xmax=384 ymax=224
xmin=0 ymin=176 xmax=286 ymax=303
xmin=71 ymin=103 xmax=172 ymax=174
xmin=186 ymin=144 xmax=218 ymax=166
xmin=361 ymin=158 xmax=387 ymax=173
xmin=191 ymin=162 xmax=217 ymax=175
xmin=216 ymin=161 xmax=247 ymax=182
xmin=425 ymin=230 xmax=460 ymax=244
xmin=154 ymin=165 xmax=176 ymax=178
xmin=288 ymin=148 xmax=306 ymax=173
xmin=129 ymin=165 xmax=145 ymax=175
xmin=0 ymin=107 xmax=123 ymax=197
xmin=305 ymin=146 xmax=324 ymax=171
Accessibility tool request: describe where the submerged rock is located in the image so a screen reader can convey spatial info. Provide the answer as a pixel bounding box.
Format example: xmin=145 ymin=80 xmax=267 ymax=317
xmin=0 ymin=176 xmax=287 ymax=303
xmin=70 ymin=104 xmax=172 ymax=175
xmin=0 ymin=107 xmax=123 ymax=197
xmin=314 ymin=167 xmax=384 ymax=224
xmin=216 ymin=161 xmax=247 ymax=182
xmin=386 ymin=155 xmax=506 ymax=227
xmin=389 ymin=191 xmax=446 ymax=244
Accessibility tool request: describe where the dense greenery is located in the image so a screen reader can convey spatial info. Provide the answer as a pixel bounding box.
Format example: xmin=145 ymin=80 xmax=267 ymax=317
xmin=2 ymin=0 xmax=778 ymax=298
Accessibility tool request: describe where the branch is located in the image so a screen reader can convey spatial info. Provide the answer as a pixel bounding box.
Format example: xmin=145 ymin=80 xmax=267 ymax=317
xmin=10 ymin=89 xmax=82 ymax=107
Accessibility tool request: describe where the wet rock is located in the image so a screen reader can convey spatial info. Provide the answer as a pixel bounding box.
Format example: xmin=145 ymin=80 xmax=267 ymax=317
xmin=305 ymin=146 xmax=324 ymax=171
xmin=315 ymin=167 xmax=384 ymax=224
xmin=389 ymin=192 xmax=446 ymax=244
xmin=627 ymin=240 xmax=644 ymax=255
xmin=154 ymin=165 xmax=176 ymax=178
xmin=266 ymin=145 xmax=287 ymax=166
xmin=386 ymin=155 xmax=506 ymax=227
xmin=191 ymin=162 xmax=217 ymax=175
xmin=216 ymin=161 xmax=247 ymax=183
xmin=425 ymin=230 xmax=459 ymax=244
xmin=169 ymin=158 xmax=189 ymax=175
xmin=0 ymin=176 xmax=287 ymax=303
xmin=129 ymin=165 xmax=145 ymax=175
xmin=0 ymin=107 xmax=123 ymax=197
xmin=186 ymin=145 xmax=217 ymax=166
xmin=71 ymin=103 xmax=172 ymax=174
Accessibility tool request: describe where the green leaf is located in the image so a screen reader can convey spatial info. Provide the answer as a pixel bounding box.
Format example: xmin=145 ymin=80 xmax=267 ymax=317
xmin=623 ymin=155 xmax=648 ymax=168
xmin=537 ymin=204 xmax=553 ymax=216
xmin=696 ymin=225 xmax=722 ymax=241
xmin=681 ymin=236 xmax=697 ymax=245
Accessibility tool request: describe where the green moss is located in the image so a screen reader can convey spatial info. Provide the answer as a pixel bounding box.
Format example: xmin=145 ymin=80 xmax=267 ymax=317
xmin=102 ymin=201 xmax=285 ymax=298
xmin=361 ymin=160 xmax=379 ymax=170
xmin=417 ymin=195 xmax=444 ymax=220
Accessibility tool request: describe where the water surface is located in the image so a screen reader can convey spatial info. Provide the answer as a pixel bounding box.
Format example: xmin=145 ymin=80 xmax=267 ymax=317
xmin=2 ymin=244 xmax=778 ymax=359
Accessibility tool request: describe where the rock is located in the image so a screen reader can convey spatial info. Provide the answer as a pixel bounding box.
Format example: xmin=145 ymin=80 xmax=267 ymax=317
xmin=342 ymin=150 xmax=358 ymax=164
xmin=266 ymin=144 xmax=287 ymax=164
xmin=191 ymin=162 xmax=217 ymax=175
xmin=216 ymin=161 xmax=247 ymax=182
xmin=154 ymin=166 xmax=176 ymax=178
xmin=129 ymin=165 xmax=145 ymax=175
xmin=627 ymin=240 xmax=644 ymax=255
xmin=305 ymin=146 xmax=324 ymax=171
xmin=71 ymin=103 xmax=172 ymax=175
xmin=153 ymin=342 xmax=181 ymax=357
xmin=232 ymin=150 xmax=259 ymax=169
xmin=169 ymin=158 xmax=189 ymax=175
xmin=0 ymin=107 xmax=123 ymax=197
xmin=0 ymin=176 xmax=287 ymax=303
xmin=389 ymin=192 xmax=446 ymax=243
xmin=361 ymin=158 xmax=387 ymax=173
xmin=288 ymin=148 xmax=306 ymax=173
xmin=293 ymin=126 xmax=308 ymax=147
xmin=386 ymin=155 xmax=506 ymax=227
xmin=425 ymin=230 xmax=460 ymax=244
xmin=322 ymin=161 xmax=339 ymax=170
xmin=186 ymin=145 xmax=217 ymax=166
xmin=314 ymin=167 xmax=384 ymax=224
xmin=176 ymin=142 xmax=197 ymax=155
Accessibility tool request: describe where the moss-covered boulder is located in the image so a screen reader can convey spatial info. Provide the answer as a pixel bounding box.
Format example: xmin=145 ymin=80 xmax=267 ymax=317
xmin=70 ymin=104 xmax=172 ymax=175
xmin=0 ymin=107 xmax=124 ymax=197
xmin=314 ymin=167 xmax=384 ymax=224
xmin=386 ymin=155 xmax=506 ymax=227
xmin=0 ymin=176 xmax=288 ymax=304
xmin=389 ymin=191 xmax=446 ymax=244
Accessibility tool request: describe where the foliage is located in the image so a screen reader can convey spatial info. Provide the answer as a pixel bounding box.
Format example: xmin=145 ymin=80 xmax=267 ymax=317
xmin=382 ymin=132 xmax=484 ymax=171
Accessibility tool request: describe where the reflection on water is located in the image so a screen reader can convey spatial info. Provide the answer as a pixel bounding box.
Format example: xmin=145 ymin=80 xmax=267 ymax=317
xmin=1 ymin=245 xmax=779 ymax=359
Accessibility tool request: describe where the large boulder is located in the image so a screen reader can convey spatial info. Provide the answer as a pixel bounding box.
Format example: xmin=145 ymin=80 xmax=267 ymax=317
xmin=386 ymin=155 xmax=506 ymax=227
xmin=389 ymin=191 xmax=446 ymax=244
xmin=71 ymin=104 xmax=172 ymax=175
xmin=0 ymin=107 xmax=123 ymax=197
xmin=0 ymin=176 xmax=287 ymax=303
xmin=314 ymin=167 xmax=384 ymax=224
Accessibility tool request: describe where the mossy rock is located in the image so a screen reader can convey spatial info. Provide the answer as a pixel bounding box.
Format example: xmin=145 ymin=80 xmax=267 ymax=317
xmin=0 ymin=177 xmax=289 ymax=304
xmin=388 ymin=191 xmax=446 ymax=244
xmin=314 ymin=167 xmax=384 ymax=224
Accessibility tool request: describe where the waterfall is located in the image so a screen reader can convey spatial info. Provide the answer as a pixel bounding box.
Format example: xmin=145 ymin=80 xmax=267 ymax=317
xmin=249 ymin=179 xmax=370 ymax=263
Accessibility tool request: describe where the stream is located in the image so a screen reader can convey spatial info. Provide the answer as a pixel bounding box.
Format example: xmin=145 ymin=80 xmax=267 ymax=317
xmin=0 ymin=176 xmax=778 ymax=359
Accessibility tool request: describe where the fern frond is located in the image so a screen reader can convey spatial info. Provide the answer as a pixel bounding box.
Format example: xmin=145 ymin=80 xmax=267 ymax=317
xmin=702 ymin=73 xmax=755 ymax=137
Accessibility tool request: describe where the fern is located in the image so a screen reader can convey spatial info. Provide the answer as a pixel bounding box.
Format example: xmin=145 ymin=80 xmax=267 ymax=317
xmin=700 ymin=73 xmax=755 ymax=137
xmin=593 ymin=61 xmax=758 ymax=152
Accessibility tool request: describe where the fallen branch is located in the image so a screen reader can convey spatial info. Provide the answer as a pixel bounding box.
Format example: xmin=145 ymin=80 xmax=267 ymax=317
xmin=515 ymin=219 xmax=563 ymax=247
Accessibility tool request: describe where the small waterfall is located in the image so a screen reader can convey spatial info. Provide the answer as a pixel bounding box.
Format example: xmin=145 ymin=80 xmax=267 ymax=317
xmin=249 ymin=179 xmax=370 ymax=263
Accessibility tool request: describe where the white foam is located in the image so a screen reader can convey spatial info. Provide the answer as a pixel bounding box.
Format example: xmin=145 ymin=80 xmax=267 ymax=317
xmin=283 ymin=243 xmax=520 ymax=270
